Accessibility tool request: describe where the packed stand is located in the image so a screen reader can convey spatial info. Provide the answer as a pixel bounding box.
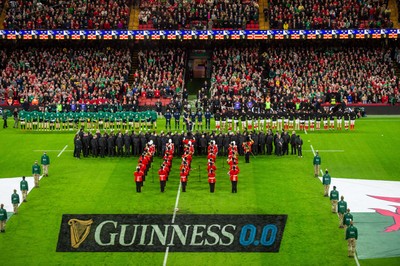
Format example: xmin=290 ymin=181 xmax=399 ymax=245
xmin=0 ymin=46 xmax=131 ymax=107
xmin=269 ymin=0 xmax=393 ymax=30
xmin=3 ymin=0 xmax=131 ymax=30
xmin=133 ymin=47 xmax=186 ymax=99
xmin=209 ymin=46 xmax=264 ymax=114
xmin=138 ymin=0 xmax=259 ymax=30
xmin=261 ymin=46 xmax=398 ymax=106
xmin=208 ymin=45 xmax=398 ymax=114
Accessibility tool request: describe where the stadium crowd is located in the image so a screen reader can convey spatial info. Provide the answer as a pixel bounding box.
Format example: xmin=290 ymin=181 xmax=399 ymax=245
xmin=269 ymin=0 xmax=393 ymax=29
xmin=3 ymin=0 xmax=131 ymax=30
xmin=0 ymin=46 xmax=131 ymax=107
xmin=208 ymin=45 xmax=399 ymax=113
xmin=134 ymin=47 xmax=186 ymax=99
xmin=1 ymin=44 xmax=398 ymax=111
xmin=209 ymin=46 xmax=264 ymax=108
xmin=138 ymin=0 xmax=260 ymax=30
xmin=261 ymin=46 xmax=398 ymax=105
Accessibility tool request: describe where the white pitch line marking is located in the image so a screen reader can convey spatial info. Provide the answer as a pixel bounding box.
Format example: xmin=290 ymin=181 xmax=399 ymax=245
xmin=304 ymin=150 xmax=344 ymax=153
xmin=172 ymin=182 xmax=182 ymax=223
xmin=355 ymin=252 xmax=361 ymax=266
xmin=163 ymin=181 xmax=182 ymax=266
xmin=57 ymin=145 xmax=68 ymax=157
xmin=33 ymin=150 xmax=73 ymax=152
xmin=361 ymin=119 xmax=400 ymax=122
xmin=310 ymin=144 xmax=315 ymax=155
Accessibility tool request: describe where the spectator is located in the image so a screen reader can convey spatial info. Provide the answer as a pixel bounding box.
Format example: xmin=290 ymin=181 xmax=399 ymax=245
xmin=134 ymin=47 xmax=186 ymax=100
xmin=269 ymin=0 xmax=393 ymax=30
xmin=139 ymin=0 xmax=259 ymax=30
xmin=4 ymin=0 xmax=131 ymax=30
xmin=0 ymin=45 xmax=131 ymax=109
xmin=209 ymin=44 xmax=398 ymax=112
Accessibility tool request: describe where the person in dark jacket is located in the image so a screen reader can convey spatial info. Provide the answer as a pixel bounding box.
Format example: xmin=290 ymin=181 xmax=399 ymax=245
xmin=75 ymin=135 xmax=82 ymax=159
xmin=124 ymin=131 xmax=131 ymax=157
xmin=290 ymin=131 xmax=297 ymax=155
xmin=107 ymin=132 xmax=115 ymax=157
xmin=99 ymin=133 xmax=107 ymax=158
xmin=116 ymin=133 xmax=124 ymax=157
xmin=266 ymin=131 xmax=273 ymax=155
xmin=296 ymin=135 xmax=303 ymax=158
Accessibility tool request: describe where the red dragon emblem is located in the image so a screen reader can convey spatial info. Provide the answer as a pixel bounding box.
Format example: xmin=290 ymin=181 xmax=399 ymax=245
xmin=368 ymin=195 xmax=400 ymax=232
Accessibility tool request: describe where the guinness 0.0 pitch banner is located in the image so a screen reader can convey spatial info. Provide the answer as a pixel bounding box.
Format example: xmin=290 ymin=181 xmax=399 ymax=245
xmin=57 ymin=214 xmax=287 ymax=252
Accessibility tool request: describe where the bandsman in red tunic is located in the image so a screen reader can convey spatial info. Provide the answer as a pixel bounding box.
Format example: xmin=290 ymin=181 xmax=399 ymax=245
xmin=207 ymin=152 xmax=216 ymax=162
xmin=166 ymin=139 xmax=174 ymax=152
xmin=134 ymin=167 xmax=144 ymax=192
xmin=207 ymin=159 xmax=217 ymax=172
xmin=180 ymin=167 xmax=189 ymax=192
xmin=242 ymin=136 xmax=254 ymax=163
xmin=159 ymin=166 xmax=167 ymax=192
xmin=208 ymin=140 xmax=218 ymax=155
xmin=208 ymin=169 xmax=216 ymax=193
xmin=227 ymin=156 xmax=238 ymax=169
xmin=228 ymin=141 xmax=238 ymax=156
xmin=229 ymin=165 xmax=240 ymax=193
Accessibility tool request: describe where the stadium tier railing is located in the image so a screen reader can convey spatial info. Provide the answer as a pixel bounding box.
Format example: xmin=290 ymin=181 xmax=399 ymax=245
xmin=0 ymin=29 xmax=399 ymax=40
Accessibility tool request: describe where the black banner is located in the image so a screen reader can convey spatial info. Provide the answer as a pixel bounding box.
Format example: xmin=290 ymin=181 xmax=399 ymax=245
xmin=57 ymin=214 xmax=287 ymax=252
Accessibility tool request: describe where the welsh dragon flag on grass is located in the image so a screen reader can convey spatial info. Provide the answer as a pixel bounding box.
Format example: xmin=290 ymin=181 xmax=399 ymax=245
xmin=325 ymin=178 xmax=400 ymax=259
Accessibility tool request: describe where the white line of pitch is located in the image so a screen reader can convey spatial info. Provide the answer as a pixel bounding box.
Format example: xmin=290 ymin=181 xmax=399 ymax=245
xmin=57 ymin=145 xmax=68 ymax=157
xmin=355 ymin=252 xmax=360 ymax=266
xmin=361 ymin=119 xmax=400 ymax=122
xmin=310 ymin=144 xmax=315 ymax=155
xmin=33 ymin=150 xmax=73 ymax=152
xmin=163 ymin=182 xmax=182 ymax=266
xmin=312 ymin=143 xmax=360 ymax=265
xmin=304 ymin=150 xmax=344 ymax=153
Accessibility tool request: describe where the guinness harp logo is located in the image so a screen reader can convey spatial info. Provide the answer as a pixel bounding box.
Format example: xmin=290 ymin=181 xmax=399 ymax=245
xmin=68 ymin=218 xmax=93 ymax=248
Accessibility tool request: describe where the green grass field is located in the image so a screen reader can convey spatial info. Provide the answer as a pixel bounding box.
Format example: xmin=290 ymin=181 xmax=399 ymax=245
xmin=0 ymin=116 xmax=400 ymax=266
